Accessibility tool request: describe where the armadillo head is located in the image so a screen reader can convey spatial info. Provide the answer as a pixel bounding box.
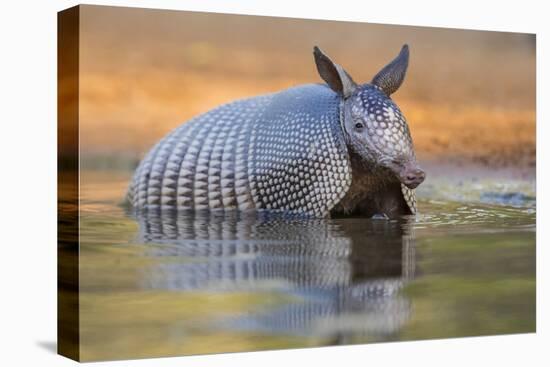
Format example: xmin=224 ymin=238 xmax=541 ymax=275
xmin=313 ymin=44 xmax=425 ymax=189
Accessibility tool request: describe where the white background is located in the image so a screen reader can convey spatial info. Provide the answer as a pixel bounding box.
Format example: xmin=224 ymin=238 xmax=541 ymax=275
xmin=0 ymin=0 xmax=547 ymax=365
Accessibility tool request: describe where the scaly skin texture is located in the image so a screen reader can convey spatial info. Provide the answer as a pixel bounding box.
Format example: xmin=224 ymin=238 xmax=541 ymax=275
xmin=128 ymin=45 xmax=422 ymax=218
xmin=128 ymin=85 xmax=353 ymax=218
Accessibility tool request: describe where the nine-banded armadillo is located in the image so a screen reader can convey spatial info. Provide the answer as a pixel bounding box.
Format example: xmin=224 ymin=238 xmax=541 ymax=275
xmin=127 ymin=45 xmax=425 ymax=218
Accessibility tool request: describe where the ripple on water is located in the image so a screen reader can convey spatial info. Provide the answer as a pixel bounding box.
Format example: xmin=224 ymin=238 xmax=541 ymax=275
xmin=75 ymin=170 xmax=536 ymax=360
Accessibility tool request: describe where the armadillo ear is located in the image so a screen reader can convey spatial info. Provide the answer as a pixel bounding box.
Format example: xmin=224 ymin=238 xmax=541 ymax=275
xmin=371 ymin=44 xmax=409 ymax=96
xmin=313 ymin=46 xmax=357 ymax=98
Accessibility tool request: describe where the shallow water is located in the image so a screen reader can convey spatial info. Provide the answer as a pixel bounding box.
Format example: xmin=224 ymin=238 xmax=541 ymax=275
xmin=75 ymin=170 xmax=535 ymax=361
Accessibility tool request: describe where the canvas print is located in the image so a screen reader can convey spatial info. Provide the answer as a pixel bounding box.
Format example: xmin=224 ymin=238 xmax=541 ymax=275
xmin=58 ymin=5 xmax=536 ymax=362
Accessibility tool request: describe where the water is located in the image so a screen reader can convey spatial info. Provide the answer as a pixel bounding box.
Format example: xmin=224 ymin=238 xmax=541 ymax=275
xmin=75 ymin=170 xmax=535 ymax=361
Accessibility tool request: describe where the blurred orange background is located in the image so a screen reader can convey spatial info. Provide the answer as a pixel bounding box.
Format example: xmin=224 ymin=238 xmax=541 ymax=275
xmin=77 ymin=5 xmax=535 ymax=170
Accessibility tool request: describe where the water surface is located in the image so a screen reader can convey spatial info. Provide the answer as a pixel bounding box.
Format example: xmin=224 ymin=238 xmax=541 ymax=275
xmin=76 ymin=170 xmax=535 ymax=361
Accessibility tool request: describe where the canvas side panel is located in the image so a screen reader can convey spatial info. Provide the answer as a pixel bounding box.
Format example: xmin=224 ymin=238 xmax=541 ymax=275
xmin=58 ymin=5 xmax=80 ymax=362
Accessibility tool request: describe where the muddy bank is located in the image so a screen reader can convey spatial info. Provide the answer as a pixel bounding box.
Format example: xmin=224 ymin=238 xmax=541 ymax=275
xmin=74 ymin=6 xmax=535 ymax=173
xmin=421 ymin=160 xmax=535 ymax=181
xmin=78 ymin=71 xmax=535 ymax=172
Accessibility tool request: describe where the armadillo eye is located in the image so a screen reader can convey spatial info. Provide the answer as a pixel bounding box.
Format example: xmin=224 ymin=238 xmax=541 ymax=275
xmin=355 ymin=122 xmax=364 ymax=129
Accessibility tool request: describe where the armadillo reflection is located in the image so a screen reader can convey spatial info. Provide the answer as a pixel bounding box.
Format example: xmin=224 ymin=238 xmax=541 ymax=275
xmin=136 ymin=211 xmax=416 ymax=337
xmin=127 ymin=45 xmax=425 ymax=218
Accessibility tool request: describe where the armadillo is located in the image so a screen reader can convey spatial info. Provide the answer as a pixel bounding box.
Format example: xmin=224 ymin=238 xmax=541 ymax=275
xmin=127 ymin=45 xmax=425 ymax=218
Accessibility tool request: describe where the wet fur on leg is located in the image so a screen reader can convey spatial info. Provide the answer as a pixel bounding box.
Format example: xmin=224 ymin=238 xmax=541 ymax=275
xmin=331 ymin=153 xmax=412 ymax=218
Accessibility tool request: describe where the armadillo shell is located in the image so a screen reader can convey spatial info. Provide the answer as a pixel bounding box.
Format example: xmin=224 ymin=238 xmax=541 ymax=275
xmin=128 ymin=84 xmax=353 ymax=217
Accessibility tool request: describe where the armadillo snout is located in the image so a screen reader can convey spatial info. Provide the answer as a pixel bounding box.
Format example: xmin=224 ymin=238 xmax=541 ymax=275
xmin=400 ymin=165 xmax=426 ymax=189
